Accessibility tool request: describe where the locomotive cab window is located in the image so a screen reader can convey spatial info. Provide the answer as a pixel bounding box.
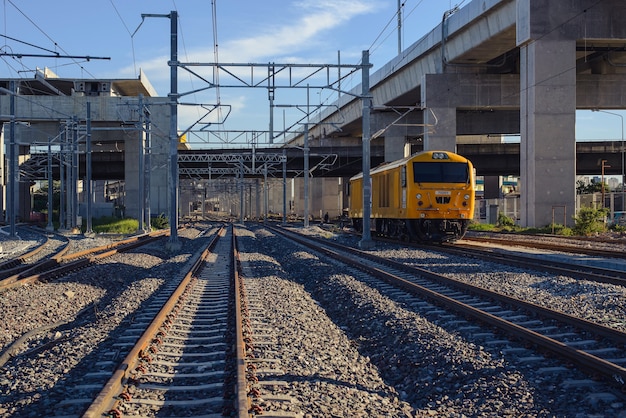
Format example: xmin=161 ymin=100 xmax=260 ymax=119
xmin=413 ymin=162 xmax=469 ymax=183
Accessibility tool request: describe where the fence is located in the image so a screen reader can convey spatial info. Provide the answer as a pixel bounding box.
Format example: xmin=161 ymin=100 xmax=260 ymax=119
xmin=476 ymin=192 xmax=625 ymax=225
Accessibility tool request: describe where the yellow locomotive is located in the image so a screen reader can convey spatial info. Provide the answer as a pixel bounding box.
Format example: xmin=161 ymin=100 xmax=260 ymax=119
xmin=349 ymin=150 xmax=475 ymax=242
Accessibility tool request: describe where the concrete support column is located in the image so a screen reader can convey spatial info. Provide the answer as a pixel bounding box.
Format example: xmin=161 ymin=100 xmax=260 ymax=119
xmin=125 ymin=136 xmax=140 ymax=219
xmin=421 ymin=74 xmax=457 ymax=152
xmin=423 ymin=106 xmax=456 ymax=151
xmin=384 ymin=124 xmax=410 ymax=162
xmin=371 ymin=112 xmax=411 ymax=162
xmin=310 ymin=177 xmax=342 ymax=219
xmin=18 ymin=180 xmax=31 ymax=222
xmin=520 ymin=38 xmax=576 ymax=227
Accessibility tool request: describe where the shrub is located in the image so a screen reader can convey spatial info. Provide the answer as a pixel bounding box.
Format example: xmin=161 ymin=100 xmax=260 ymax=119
xmin=610 ymin=223 xmax=626 ymax=233
xmin=497 ymin=212 xmax=516 ymax=228
xmin=468 ymin=221 xmax=496 ymax=232
xmin=572 ymin=207 xmax=608 ymax=236
xmin=151 ymin=213 xmax=169 ymax=230
xmin=551 ymin=224 xmax=574 ymax=236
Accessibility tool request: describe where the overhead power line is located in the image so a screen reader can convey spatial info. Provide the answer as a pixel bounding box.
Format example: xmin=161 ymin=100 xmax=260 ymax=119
xmin=0 ymin=52 xmax=110 ymax=60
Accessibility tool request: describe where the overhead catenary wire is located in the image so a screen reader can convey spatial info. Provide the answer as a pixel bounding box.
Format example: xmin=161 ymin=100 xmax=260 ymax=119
xmin=109 ymin=0 xmax=137 ymax=78
xmin=339 ymin=0 xmax=433 ymax=104
xmin=317 ymin=0 xmax=428 ymax=123
xmin=6 ymin=0 xmax=98 ymax=79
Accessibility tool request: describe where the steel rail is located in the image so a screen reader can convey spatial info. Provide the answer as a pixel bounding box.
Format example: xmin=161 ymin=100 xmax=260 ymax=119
xmin=0 ymin=229 xmax=61 ymax=273
xmin=270 ymin=225 xmax=626 ymax=390
xmin=463 ymin=235 xmax=626 ymax=259
xmin=83 ymin=226 xmax=233 ymax=417
xmin=443 ymin=240 xmax=626 ymax=286
xmin=346 ymin=229 xmax=626 ymax=286
xmin=0 ymin=230 xmax=169 ymax=291
xmin=233 ymin=230 xmax=252 ymax=417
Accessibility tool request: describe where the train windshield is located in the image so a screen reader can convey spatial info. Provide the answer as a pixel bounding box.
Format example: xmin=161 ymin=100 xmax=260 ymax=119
xmin=413 ymin=162 xmax=469 ymax=183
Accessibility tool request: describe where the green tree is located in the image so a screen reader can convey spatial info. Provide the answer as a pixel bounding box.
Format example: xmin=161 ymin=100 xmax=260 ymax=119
xmin=576 ymin=179 xmax=606 ymax=194
xmin=32 ymin=181 xmax=60 ymax=215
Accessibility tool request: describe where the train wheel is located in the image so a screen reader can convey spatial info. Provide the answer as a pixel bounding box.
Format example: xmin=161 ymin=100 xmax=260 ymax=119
xmin=375 ymin=219 xmax=384 ymax=237
xmin=405 ymin=220 xmax=420 ymax=242
xmin=409 ymin=219 xmax=433 ymax=243
xmin=388 ymin=221 xmax=398 ymax=240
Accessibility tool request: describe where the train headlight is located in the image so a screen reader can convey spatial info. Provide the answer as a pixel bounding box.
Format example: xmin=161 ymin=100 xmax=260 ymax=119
xmin=464 ymin=194 xmax=470 ymax=200
xmin=416 ymin=193 xmax=422 ymax=199
xmin=420 ymin=213 xmax=426 ymax=218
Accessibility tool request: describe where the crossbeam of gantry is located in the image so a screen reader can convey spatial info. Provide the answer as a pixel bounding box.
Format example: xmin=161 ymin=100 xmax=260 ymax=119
xmin=178 ymin=153 xmax=286 ymax=164
xmin=177 ymin=150 xmax=340 ymax=179
xmin=178 ymin=62 xmax=366 ymax=94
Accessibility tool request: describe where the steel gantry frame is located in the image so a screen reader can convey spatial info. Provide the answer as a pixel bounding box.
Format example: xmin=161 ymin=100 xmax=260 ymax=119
xmin=172 ymin=39 xmax=373 ymax=237
xmin=4 ymin=10 xmax=373 ymax=244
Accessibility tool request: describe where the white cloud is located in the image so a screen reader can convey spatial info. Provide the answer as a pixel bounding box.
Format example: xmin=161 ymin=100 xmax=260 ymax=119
xmin=220 ymin=0 xmax=376 ymax=62
xmin=115 ymin=0 xmax=379 ymax=135
xmin=127 ymin=0 xmax=377 ymax=82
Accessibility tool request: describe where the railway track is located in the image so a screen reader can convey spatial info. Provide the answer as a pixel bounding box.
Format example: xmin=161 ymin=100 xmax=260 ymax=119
xmin=81 ymin=225 xmax=246 ymax=417
xmin=0 ymin=229 xmax=168 ymax=292
xmin=270 ymin=225 xmax=626 ymax=393
xmin=0 ymin=223 xmax=253 ymax=418
xmin=440 ymin=240 xmax=626 ymax=287
xmin=346 ymin=227 xmax=626 ymax=286
xmin=463 ymin=233 xmax=626 ymax=259
xmin=0 ymin=227 xmax=69 ymax=277
xmin=3 ymin=222 xmax=623 ymax=416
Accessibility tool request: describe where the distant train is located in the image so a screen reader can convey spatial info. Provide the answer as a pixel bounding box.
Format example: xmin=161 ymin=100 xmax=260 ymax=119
xmin=349 ymin=150 xmax=475 ymax=242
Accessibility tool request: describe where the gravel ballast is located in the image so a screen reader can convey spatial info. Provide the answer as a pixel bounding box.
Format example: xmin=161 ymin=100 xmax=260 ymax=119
xmin=236 ymin=225 xmax=626 ymax=417
xmin=1 ymin=224 xmax=625 ymax=417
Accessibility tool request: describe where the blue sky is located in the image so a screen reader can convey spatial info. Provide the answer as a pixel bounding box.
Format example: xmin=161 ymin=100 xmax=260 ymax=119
xmin=2 ymin=0 xmax=625 ymax=146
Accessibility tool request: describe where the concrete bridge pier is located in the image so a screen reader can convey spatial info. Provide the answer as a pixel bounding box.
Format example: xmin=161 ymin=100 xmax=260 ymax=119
xmin=519 ymin=38 xmax=577 ymax=228
xmin=371 ymin=112 xmax=417 ymax=162
xmin=382 ymin=124 xmax=411 ymax=162
xmin=420 ymin=74 xmax=459 ymax=152
xmin=423 ymin=106 xmax=457 ymax=152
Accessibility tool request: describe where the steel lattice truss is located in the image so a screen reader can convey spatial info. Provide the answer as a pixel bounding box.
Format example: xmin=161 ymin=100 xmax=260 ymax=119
xmin=178 ymin=152 xmax=286 ymax=164
xmin=178 ymin=152 xmax=285 ymax=176
xmin=177 ymin=150 xmax=338 ymax=178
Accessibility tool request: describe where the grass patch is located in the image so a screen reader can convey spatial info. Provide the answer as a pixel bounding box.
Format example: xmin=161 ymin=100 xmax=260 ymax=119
xmin=91 ymin=217 xmax=139 ymax=234
xmin=468 ymin=222 xmax=574 ymax=236
xmin=84 ymin=214 xmax=170 ymax=234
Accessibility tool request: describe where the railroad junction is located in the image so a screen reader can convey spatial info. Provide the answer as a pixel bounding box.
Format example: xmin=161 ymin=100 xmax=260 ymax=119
xmin=1 ymin=222 xmax=626 ymax=416
xmin=3 ymin=1 xmax=626 ymax=417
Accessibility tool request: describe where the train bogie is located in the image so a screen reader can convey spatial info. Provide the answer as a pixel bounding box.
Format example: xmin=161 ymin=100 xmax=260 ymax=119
xmin=349 ymin=150 xmax=475 ymax=243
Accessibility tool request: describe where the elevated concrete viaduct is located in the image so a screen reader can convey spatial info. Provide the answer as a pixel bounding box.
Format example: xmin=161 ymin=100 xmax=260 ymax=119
xmin=294 ymin=0 xmax=626 ymax=227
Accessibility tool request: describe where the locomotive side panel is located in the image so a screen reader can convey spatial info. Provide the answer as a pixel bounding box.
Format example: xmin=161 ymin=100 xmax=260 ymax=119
xmin=348 ymin=178 xmax=364 ymax=216
xmin=371 ymin=164 xmax=404 ymax=219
